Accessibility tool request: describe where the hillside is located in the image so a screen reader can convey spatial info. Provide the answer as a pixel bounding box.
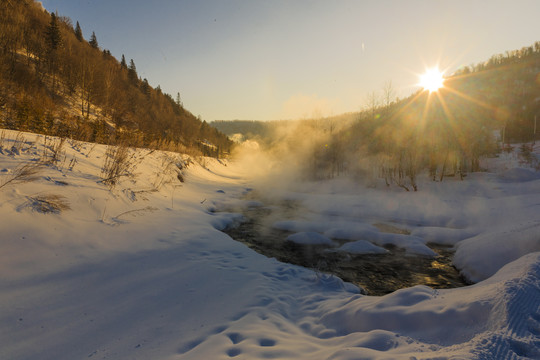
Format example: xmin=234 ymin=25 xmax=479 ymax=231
xmin=214 ymin=44 xmax=540 ymax=186
xmin=0 ymin=0 xmax=232 ymax=156
xmin=213 ymin=44 xmax=539 ymax=145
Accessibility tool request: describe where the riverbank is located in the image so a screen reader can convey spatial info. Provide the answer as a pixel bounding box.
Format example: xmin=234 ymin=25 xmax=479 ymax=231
xmin=1 ymin=130 xmax=539 ymax=359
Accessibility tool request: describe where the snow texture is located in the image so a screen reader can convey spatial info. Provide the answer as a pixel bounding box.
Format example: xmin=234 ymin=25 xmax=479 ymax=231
xmin=333 ymin=239 xmax=389 ymax=254
xmin=0 ymin=130 xmax=539 ymax=360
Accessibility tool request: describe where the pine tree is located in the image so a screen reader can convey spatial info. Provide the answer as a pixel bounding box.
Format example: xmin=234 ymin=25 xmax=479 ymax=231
xmin=176 ymin=92 xmax=183 ymax=107
xmin=45 ymin=12 xmax=62 ymax=93
xmin=74 ymin=21 xmax=83 ymax=42
xmin=89 ymin=31 xmax=98 ymax=49
xmin=46 ymin=12 xmax=62 ymax=51
xmin=120 ymin=54 xmax=127 ymax=69
xmin=128 ymin=59 xmax=138 ymax=83
xmin=142 ymin=78 xmax=151 ymax=96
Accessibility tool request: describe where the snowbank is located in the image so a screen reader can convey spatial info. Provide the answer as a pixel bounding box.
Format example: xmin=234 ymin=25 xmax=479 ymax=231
xmin=275 ymin=220 xmax=437 ymax=256
xmin=333 ymin=240 xmax=388 ymax=254
xmin=410 ymin=226 xmax=477 ymax=246
xmin=498 ymin=167 xmax=540 ymax=182
xmin=1 ymin=131 xmax=540 ymax=360
xmin=454 ymin=223 xmax=540 ymax=282
xmin=317 ymin=252 xmax=540 ymax=359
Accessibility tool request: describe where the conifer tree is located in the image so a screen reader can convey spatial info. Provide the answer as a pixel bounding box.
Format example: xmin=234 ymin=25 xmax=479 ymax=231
xmin=142 ymin=78 xmax=151 ymax=96
xmin=46 ymin=12 xmax=62 ymax=51
xmin=120 ymin=54 xmax=127 ymax=69
xmin=128 ymin=59 xmax=138 ymax=83
xmin=74 ymin=21 xmax=83 ymax=42
xmin=89 ymin=31 xmax=98 ymax=49
xmin=45 ymin=12 xmax=62 ymax=93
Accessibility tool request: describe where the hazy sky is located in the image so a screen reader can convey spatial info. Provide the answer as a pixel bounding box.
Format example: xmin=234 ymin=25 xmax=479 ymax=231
xmin=41 ymin=0 xmax=539 ymax=121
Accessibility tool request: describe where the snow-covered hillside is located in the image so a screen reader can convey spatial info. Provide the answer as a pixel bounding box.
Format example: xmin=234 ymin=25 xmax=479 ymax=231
xmin=0 ymin=130 xmax=539 ymax=359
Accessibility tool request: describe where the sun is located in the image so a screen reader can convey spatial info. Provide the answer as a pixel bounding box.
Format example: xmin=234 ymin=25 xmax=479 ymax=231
xmin=419 ymin=67 xmax=445 ymax=92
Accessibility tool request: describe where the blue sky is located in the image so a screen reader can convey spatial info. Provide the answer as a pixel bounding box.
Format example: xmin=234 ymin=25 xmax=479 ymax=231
xmin=41 ymin=0 xmax=540 ymax=121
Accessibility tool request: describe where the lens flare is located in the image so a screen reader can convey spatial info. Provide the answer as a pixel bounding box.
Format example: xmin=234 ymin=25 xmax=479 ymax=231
xmin=419 ymin=68 xmax=445 ymax=92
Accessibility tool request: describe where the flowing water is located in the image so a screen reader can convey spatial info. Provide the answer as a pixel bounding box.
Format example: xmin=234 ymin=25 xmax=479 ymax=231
xmin=222 ymin=197 xmax=468 ymax=296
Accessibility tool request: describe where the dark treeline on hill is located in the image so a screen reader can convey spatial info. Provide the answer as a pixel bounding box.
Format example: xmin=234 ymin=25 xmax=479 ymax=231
xmin=214 ymin=43 xmax=540 ymax=190
xmin=0 ymin=0 xmax=232 ymax=157
xmin=211 ymin=113 xmax=359 ymax=146
xmin=211 ymin=120 xmax=272 ymax=142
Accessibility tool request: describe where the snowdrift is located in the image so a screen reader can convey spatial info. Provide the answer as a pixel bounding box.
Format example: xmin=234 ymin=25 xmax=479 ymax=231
xmin=1 ymin=130 xmax=539 ymax=360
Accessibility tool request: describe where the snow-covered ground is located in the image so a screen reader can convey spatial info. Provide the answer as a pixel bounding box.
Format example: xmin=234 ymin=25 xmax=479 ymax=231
xmin=0 ymin=130 xmax=539 ymax=359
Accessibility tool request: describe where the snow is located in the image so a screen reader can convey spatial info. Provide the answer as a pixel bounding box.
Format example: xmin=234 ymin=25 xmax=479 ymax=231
xmin=454 ymin=222 xmax=540 ymax=283
xmin=318 ymin=252 xmax=540 ymax=358
xmin=333 ymin=240 xmax=389 ymax=254
xmin=499 ymin=167 xmax=540 ymax=182
xmin=275 ymin=220 xmax=436 ymax=255
xmin=410 ymin=226 xmax=477 ymax=246
xmin=0 ymin=130 xmax=539 ymax=359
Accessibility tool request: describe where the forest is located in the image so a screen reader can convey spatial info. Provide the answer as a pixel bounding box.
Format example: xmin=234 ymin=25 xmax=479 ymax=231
xmin=0 ymin=0 xmax=233 ymax=157
xmin=214 ymin=42 xmax=540 ymax=190
xmin=1 ymin=1 xmax=539 ymax=176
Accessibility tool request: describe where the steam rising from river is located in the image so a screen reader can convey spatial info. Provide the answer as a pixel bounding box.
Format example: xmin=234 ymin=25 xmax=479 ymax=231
xmin=225 ymin=112 xmax=540 ymax=243
xmin=230 ymin=117 xmax=376 ymax=198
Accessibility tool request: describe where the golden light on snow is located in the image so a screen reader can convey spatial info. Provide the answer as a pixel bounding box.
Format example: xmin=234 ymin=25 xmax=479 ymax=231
xmin=419 ymin=67 xmax=445 ymax=92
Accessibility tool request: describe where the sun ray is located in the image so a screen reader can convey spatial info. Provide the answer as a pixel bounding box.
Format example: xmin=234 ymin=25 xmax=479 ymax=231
xmin=419 ymin=68 xmax=445 ymax=93
xmin=440 ymin=85 xmax=494 ymax=112
xmin=385 ymin=90 xmax=426 ymax=125
xmin=387 ymin=61 xmax=499 ymax=159
xmin=419 ymin=90 xmax=435 ymax=130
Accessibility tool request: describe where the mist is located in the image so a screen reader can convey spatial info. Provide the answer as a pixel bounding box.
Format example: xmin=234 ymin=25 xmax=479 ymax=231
xmin=229 ymin=115 xmax=371 ymax=195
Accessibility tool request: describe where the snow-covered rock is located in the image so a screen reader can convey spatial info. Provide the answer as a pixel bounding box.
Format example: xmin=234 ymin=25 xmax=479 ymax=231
xmin=334 ymin=239 xmax=388 ymax=254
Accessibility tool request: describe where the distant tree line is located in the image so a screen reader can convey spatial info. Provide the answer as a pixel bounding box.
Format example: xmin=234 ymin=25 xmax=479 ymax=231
xmin=453 ymin=42 xmax=540 ymax=75
xmin=0 ymin=0 xmax=232 ymax=156
xmin=218 ymin=43 xmax=539 ymax=190
xmin=314 ymin=43 xmax=539 ymax=188
xmin=211 ymin=120 xmax=278 ymax=145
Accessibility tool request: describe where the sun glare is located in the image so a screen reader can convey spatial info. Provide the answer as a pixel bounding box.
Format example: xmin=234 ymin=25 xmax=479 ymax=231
xmin=419 ymin=68 xmax=444 ymax=92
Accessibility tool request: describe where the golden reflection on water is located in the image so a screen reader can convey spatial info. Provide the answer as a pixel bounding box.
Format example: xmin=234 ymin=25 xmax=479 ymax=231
xmin=430 ymin=260 xmax=448 ymax=270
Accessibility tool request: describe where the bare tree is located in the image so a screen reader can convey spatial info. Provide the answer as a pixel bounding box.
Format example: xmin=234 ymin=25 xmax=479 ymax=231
xmin=366 ymin=91 xmax=380 ymax=120
xmin=382 ymin=80 xmax=396 ymax=108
